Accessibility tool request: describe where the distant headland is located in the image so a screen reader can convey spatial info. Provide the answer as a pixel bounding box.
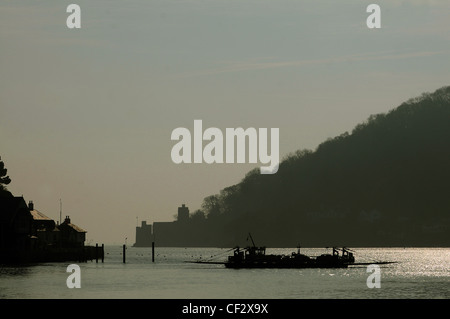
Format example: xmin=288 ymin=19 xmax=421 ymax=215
xmin=138 ymin=87 xmax=450 ymax=248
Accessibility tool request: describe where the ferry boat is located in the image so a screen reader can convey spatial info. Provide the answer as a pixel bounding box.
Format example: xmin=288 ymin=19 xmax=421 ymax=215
xmin=225 ymin=244 xmax=355 ymax=269
xmin=189 ymin=234 xmax=394 ymax=268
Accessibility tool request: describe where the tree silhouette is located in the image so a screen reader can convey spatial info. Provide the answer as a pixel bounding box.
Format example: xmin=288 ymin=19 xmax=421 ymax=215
xmin=190 ymin=209 xmax=206 ymax=222
xmin=0 ymin=156 xmax=13 ymax=198
xmin=0 ymin=156 xmax=11 ymax=187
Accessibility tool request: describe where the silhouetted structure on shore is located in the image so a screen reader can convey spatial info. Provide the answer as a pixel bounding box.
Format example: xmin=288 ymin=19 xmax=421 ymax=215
xmin=0 ymin=196 xmax=101 ymax=263
xmin=134 ymin=221 xmax=152 ymax=247
xmin=134 ymin=204 xmax=214 ymax=247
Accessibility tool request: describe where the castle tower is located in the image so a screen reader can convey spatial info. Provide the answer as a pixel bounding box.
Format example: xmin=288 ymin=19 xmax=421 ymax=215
xmin=177 ymin=204 xmax=189 ymax=223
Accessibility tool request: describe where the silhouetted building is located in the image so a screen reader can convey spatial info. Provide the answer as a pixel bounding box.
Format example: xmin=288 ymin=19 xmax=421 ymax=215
xmin=134 ymin=204 xmax=210 ymax=247
xmin=134 ymin=221 xmax=152 ymax=247
xmin=58 ymin=216 xmax=86 ymax=248
xmin=153 ymin=221 xmax=182 ymax=246
xmin=0 ymin=196 xmax=33 ymax=251
xmin=178 ymin=204 xmax=189 ymax=223
xmin=0 ymin=197 xmax=91 ymax=262
xmin=29 ymin=200 xmax=60 ymax=249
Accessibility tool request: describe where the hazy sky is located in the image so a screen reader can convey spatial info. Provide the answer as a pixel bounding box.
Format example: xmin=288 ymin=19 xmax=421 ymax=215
xmin=1 ymin=0 xmax=449 ymax=244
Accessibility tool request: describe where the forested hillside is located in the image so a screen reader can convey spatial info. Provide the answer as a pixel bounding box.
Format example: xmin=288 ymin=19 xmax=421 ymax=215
xmin=193 ymin=86 xmax=450 ymax=247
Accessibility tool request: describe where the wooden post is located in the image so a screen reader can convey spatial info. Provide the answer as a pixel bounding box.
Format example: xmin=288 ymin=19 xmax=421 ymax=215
xmin=123 ymin=244 xmax=126 ymax=263
xmin=152 ymin=241 xmax=155 ymax=262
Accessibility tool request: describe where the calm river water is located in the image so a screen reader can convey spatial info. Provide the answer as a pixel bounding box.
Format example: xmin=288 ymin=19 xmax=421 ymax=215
xmin=0 ymin=246 xmax=448 ymax=299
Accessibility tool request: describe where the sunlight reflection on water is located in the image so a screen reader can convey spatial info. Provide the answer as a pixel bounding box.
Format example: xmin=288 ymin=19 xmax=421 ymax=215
xmin=1 ymin=247 xmax=448 ymax=299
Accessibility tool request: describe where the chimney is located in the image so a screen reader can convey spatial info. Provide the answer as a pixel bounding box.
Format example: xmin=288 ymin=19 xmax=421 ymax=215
xmin=64 ymin=215 xmax=71 ymax=224
xmin=28 ymin=201 xmax=34 ymax=211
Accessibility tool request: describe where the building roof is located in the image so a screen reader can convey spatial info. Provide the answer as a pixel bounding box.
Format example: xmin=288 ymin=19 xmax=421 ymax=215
xmin=30 ymin=209 xmax=53 ymax=221
xmin=60 ymin=222 xmax=86 ymax=233
xmin=68 ymin=223 xmax=86 ymax=233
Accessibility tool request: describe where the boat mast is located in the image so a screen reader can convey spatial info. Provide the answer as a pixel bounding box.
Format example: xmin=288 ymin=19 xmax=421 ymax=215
xmin=248 ymin=233 xmax=256 ymax=247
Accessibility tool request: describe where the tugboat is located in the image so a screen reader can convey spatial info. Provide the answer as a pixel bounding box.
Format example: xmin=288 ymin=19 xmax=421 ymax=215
xmin=224 ymin=234 xmax=355 ymax=269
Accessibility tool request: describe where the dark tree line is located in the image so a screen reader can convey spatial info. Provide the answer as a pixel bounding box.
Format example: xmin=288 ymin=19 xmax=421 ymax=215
xmin=187 ymin=86 xmax=450 ymax=247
